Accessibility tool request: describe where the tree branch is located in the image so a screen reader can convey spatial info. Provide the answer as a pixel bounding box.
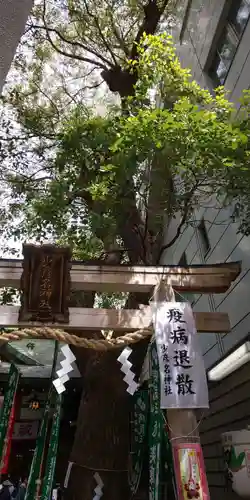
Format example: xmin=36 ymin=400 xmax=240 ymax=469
xmin=46 ymin=31 xmax=107 ymax=70
xmin=157 ymin=209 xmax=188 ymax=262
xmin=41 ymin=0 xmax=109 ymax=71
xmin=82 ymin=0 xmax=118 ymax=66
xmin=108 ymin=12 xmax=130 ymax=57
xmin=62 ymin=79 xmax=104 ymax=105
xmin=131 ymin=0 xmax=170 ymax=59
xmin=157 ymin=184 xmax=198 ymax=262
xmin=29 ymin=23 xmax=113 ymax=68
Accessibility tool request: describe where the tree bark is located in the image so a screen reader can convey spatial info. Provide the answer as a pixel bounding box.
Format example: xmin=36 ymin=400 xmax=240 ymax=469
xmin=64 ymin=216 xmax=153 ymax=499
xmin=65 ymin=348 xmax=131 ymax=500
xmin=66 ymin=341 xmax=148 ymax=500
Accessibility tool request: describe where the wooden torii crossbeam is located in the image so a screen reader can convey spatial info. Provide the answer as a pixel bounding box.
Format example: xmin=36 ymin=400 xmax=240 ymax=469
xmin=0 ymin=252 xmax=240 ymax=334
xmin=0 ymin=259 xmax=241 ymax=292
xmin=0 ymin=305 xmax=230 ymax=333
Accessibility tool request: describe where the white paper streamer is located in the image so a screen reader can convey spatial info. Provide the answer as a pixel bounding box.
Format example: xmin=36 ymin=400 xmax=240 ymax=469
xmin=93 ymin=472 xmax=104 ymax=500
xmin=52 ymin=488 xmax=58 ymax=500
xmin=53 ymin=378 xmax=65 ymax=394
xmin=53 ymin=345 xmax=77 ymax=394
xmin=61 ymin=344 xmax=76 ymax=362
xmin=117 ymin=347 xmax=138 ymax=395
xmin=64 ymin=461 xmax=73 ymax=488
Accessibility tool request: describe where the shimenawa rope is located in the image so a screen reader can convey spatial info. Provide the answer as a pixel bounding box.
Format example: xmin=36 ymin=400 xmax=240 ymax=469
xmin=0 ymin=326 xmax=153 ymax=351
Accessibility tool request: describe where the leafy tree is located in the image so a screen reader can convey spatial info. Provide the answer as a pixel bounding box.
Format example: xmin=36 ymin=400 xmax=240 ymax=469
xmin=1 ymin=25 xmax=250 ymax=500
xmin=10 ymin=0 xmax=179 ymax=108
xmin=2 ymin=35 xmax=250 ymax=260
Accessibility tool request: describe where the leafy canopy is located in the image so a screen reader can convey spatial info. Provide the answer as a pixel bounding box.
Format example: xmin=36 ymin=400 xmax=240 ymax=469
xmin=1 ymin=34 xmax=250 ymax=263
xmin=7 ymin=0 xmax=179 ymax=116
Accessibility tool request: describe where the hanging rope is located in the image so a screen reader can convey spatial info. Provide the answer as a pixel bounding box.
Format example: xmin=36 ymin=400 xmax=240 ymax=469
xmin=0 ymin=326 xmax=153 ymax=351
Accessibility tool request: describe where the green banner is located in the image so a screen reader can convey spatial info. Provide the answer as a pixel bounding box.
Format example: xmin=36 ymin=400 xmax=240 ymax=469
xmin=129 ymin=388 xmax=149 ymax=495
xmin=40 ymin=391 xmax=62 ymax=500
xmin=25 ymin=387 xmax=53 ymax=500
xmin=148 ymin=341 xmax=163 ymax=500
xmin=163 ymin=424 xmax=177 ymax=498
xmin=0 ymin=364 xmax=19 ymax=467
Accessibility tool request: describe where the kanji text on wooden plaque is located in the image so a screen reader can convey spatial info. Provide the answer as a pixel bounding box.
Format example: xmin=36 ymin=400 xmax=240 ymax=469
xmin=18 ymin=244 xmax=71 ymax=323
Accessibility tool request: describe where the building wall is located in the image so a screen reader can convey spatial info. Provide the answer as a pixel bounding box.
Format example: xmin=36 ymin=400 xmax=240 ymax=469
xmin=0 ymin=0 xmax=33 ymax=92
xmin=162 ymin=1 xmax=250 ymax=497
xmin=200 ymin=360 xmax=250 ymax=500
xmin=164 ymin=0 xmax=250 ymax=370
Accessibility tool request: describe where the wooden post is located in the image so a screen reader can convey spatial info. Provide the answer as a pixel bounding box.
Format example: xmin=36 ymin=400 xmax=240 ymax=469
xmin=153 ymin=282 xmax=209 ymax=497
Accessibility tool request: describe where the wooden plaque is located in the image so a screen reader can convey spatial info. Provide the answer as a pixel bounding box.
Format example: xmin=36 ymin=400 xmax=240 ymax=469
xmin=19 ymin=244 xmax=72 ymax=324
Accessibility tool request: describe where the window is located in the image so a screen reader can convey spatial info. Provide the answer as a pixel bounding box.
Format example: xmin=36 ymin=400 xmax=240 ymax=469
xmin=209 ymin=0 xmax=250 ymax=85
xmin=198 ymin=218 xmax=210 ymax=257
xmin=229 ymin=0 xmax=250 ymax=36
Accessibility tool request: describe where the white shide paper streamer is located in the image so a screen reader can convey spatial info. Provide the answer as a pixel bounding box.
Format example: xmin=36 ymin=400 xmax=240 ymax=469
xmin=53 ymin=345 xmax=76 ymax=394
xmin=93 ymin=472 xmax=104 ymax=500
xmin=117 ymin=347 xmax=138 ymax=395
xmin=64 ymin=461 xmax=73 ymax=489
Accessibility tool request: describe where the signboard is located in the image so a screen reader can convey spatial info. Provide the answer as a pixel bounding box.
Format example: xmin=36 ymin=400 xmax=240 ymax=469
xmin=19 ymin=244 xmax=71 ymax=323
xmin=172 ymin=443 xmax=210 ymax=500
xmin=129 ymin=388 xmax=149 ymax=495
xmin=152 ymin=302 xmax=209 ymax=409
xmin=0 ymin=395 xmax=17 ymax=473
xmin=0 ymin=364 xmax=19 ymax=469
xmin=25 ymin=388 xmax=53 ymax=500
xmin=13 ymin=421 xmax=39 ymax=440
xmin=40 ymin=392 xmax=62 ymax=500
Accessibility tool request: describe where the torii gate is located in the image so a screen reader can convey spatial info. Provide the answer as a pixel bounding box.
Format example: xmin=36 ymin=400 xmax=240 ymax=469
xmin=0 ymin=244 xmax=241 ymax=497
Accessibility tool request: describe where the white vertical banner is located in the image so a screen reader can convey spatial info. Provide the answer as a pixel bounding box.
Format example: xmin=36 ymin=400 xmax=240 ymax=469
xmin=152 ymin=302 xmax=209 ymax=409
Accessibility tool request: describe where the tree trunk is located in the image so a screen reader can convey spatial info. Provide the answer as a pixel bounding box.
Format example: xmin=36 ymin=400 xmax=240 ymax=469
xmin=64 ymin=251 xmax=147 ymax=499
xmin=65 ymin=174 xmax=160 ymax=500
xmin=65 ymin=348 xmax=131 ymax=500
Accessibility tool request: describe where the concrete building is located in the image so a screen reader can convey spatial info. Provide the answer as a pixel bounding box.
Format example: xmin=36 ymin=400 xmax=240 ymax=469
xmin=0 ymin=0 xmax=33 ymax=92
xmin=162 ymin=1 xmax=250 ymax=498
